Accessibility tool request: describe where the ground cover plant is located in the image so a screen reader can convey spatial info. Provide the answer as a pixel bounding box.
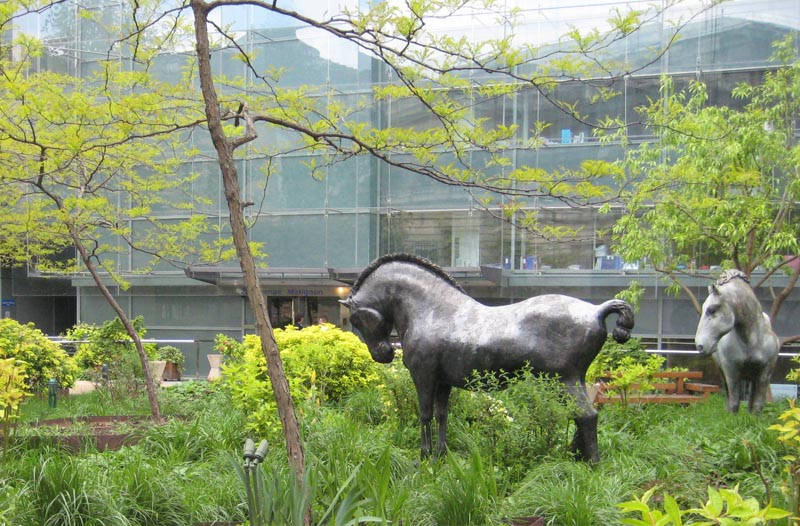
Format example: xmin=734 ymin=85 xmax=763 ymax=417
xmin=0 ymin=329 xmax=797 ymax=525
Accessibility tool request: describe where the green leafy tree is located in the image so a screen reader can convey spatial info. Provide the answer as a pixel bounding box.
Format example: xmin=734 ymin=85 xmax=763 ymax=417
xmin=0 ymin=0 xmax=238 ymax=420
xmin=608 ymin=35 xmax=800 ymax=345
xmin=68 ymin=317 xmax=158 ymax=398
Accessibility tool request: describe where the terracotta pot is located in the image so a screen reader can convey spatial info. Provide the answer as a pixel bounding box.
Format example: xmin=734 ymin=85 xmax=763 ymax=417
xmin=163 ymin=361 xmax=182 ymax=381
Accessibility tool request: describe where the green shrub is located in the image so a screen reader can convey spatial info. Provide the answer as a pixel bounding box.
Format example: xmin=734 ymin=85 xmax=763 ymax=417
xmin=214 ymin=333 xmax=243 ymax=359
xmin=67 ymin=316 xmax=151 ymax=373
xmin=0 ymin=318 xmax=78 ymax=391
xmin=618 ymin=485 xmax=790 ymax=525
xmin=450 ymin=369 xmax=578 ymax=481
xmin=586 ymin=335 xmax=654 ymax=384
xmin=67 ymin=316 xmax=153 ymax=399
xmin=219 ymin=325 xmax=383 ymax=437
xmin=156 ymin=345 xmax=185 ymax=370
xmin=587 ymin=336 xmax=666 ymax=405
xmin=1 ymin=357 xmax=29 ymax=462
xmin=377 ymin=350 xmax=420 ymax=431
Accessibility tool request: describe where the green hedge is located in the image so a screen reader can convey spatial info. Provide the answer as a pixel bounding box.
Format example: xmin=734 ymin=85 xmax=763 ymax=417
xmin=219 ymin=324 xmax=383 ymax=437
xmin=0 ymin=318 xmax=78 ymax=391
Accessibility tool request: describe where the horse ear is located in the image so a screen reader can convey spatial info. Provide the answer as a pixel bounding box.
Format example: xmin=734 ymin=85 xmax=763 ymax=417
xmin=339 ymin=298 xmax=353 ymax=309
xmin=708 ymin=284 xmax=719 ymax=296
xmin=350 ymin=307 xmax=384 ymax=329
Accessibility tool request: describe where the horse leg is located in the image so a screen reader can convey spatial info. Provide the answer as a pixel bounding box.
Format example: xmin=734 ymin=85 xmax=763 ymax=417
xmin=566 ymin=381 xmax=599 ymax=463
xmin=724 ymin=375 xmax=742 ymax=413
xmin=433 ymin=384 xmax=452 ymax=458
xmin=415 ymin=383 xmax=435 ymax=459
xmin=718 ymin=361 xmax=742 ymax=413
xmin=749 ymin=366 xmax=772 ymax=414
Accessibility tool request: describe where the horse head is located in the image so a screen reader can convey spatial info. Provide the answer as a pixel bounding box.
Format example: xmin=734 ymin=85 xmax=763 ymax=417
xmin=340 ymin=297 xmax=395 ymax=363
xmin=695 ymin=284 xmax=735 ymax=356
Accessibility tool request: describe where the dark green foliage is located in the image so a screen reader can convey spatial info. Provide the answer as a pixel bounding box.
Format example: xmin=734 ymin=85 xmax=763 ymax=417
xmin=452 ymin=369 xmax=578 ymax=481
xmin=156 ymin=345 xmax=185 ymax=370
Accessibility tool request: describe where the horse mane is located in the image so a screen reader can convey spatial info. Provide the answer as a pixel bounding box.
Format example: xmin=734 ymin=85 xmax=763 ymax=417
xmin=350 ymin=253 xmax=466 ymax=295
xmin=714 ymin=268 xmax=763 ymax=321
xmin=716 ymin=269 xmax=749 ymax=286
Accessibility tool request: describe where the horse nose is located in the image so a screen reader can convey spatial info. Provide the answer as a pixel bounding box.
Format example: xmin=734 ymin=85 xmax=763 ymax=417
xmin=696 ymin=344 xmax=707 ymax=356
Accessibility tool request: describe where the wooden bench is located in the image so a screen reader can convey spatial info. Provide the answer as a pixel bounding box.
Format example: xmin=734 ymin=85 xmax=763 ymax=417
xmin=594 ymin=370 xmax=720 ymax=405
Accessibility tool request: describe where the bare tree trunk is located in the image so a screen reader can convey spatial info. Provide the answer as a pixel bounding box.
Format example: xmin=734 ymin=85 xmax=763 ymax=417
xmin=33 ymin=160 xmax=162 ymax=420
xmin=69 ymin=228 xmax=162 ymax=421
xmin=768 ymin=265 xmax=800 ymax=327
xmin=657 ymin=267 xmax=703 ymax=314
xmin=190 ymin=0 xmax=307 ymax=507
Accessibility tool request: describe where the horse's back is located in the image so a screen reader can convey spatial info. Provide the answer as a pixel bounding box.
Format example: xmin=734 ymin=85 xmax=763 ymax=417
xmin=515 ymin=294 xmax=604 ymax=325
xmin=424 ymin=294 xmax=609 ymax=381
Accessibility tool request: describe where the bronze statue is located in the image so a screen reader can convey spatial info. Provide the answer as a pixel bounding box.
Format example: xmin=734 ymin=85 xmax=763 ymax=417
xmin=340 ymin=253 xmax=634 ymax=462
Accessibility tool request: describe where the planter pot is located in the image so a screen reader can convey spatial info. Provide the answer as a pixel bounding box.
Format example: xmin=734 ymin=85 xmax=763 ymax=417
xmin=148 ymin=360 xmax=166 ymax=384
xmin=163 ymin=361 xmax=182 ymax=381
xmin=207 ymin=354 xmax=222 ymax=380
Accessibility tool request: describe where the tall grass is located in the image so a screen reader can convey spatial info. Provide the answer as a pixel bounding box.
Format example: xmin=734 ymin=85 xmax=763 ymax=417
xmin=500 ymin=460 xmax=629 ymax=525
xmin=1 ymin=377 xmax=794 ymax=525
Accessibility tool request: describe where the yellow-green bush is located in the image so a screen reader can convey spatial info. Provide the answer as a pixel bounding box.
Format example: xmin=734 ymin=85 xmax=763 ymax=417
xmin=219 ymin=324 xmax=383 ymax=437
xmin=0 ymin=318 xmax=78 ymax=391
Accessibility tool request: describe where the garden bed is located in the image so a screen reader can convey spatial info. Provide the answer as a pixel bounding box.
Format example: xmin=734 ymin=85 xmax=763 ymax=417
xmin=3 ymin=415 xmax=159 ymax=452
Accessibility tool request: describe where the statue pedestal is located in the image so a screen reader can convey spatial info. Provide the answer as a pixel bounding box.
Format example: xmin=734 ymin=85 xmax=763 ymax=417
xmin=207 ymin=354 xmax=222 ymax=380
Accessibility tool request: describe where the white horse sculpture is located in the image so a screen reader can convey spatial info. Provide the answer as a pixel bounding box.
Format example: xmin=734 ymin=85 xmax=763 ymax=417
xmin=695 ymin=269 xmax=779 ymax=413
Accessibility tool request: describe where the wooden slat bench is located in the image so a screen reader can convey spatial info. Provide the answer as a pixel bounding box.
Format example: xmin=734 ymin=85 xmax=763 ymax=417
xmin=594 ymin=370 xmax=720 ymax=405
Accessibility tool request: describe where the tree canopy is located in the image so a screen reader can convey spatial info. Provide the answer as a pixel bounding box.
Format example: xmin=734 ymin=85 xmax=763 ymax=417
xmin=0 ymin=0 xmax=238 ymax=419
xmin=609 ymin=35 xmax=800 ymax=342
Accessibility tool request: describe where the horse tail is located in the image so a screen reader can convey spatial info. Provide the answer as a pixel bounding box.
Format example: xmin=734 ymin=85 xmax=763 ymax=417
xmin=599 ymin=299 xmax=635 ymax=343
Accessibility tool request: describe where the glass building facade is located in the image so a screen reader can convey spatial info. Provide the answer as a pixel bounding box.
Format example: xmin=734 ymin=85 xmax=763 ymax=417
xmin=3 ymin=0 xmax=799 ymax=377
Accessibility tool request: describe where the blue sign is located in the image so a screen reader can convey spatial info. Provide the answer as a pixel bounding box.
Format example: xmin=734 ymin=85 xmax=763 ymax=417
xmin=1 ymin=299 xmax=15 ymax=307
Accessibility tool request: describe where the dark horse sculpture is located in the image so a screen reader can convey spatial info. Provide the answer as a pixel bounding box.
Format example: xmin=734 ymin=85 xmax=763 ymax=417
xmin=695 ymin=269 xmax=779 ymax=413
xmin=340 ymin=254 xmax=635 ymax=462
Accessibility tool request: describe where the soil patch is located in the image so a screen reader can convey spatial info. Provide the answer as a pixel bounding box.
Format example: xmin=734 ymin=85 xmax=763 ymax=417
xmin=4 ymin=415 xmax=158 ymax=452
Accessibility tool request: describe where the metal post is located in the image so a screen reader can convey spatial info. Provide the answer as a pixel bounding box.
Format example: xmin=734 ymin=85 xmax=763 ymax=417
xmin=195 ymin=341 xmax=201 ymax=380
xmin=48 ymin=378 xmax=58 ymax=408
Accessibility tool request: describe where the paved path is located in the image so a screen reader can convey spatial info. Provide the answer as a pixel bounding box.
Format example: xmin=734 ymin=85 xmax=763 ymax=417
xmin=68 ymin=379 xmax=185 ymax=394
xmin=69 ymin=380 xmax=96 ymax=394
